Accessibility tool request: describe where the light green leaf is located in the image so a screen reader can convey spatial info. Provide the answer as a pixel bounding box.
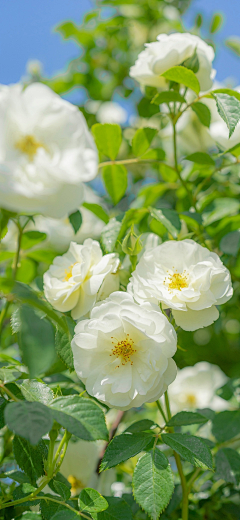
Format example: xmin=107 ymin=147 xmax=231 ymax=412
xmin=162 ymin=433 xmax=213 ymax=470
xmin=16 ymin=258 xmax=36 ymax=284
xmin=21 ymin=231 xmax=47 ymax=250
xmin=159 ymin=163 xmax=178 ymax=182
xmin=132 ymin=128 xmax=158 ymax=157
xmin=213 ymin=93 xmax=240 ymax=137
xmin=185 ymin=152 xmax=215 ymax=166
xmin=0 ymin=366 xmax=22 ymax=384
xmin=141 ymin=148 xmax=165 ymax=161
xmin=69 ymin=210 xmax=82 ymax=234
xmin=91 ymin=497 xmax=132 ymax=520
xmin=118 ymin=208 xmax=148 ymax=240
xmin=202 ymin=198 xmax=240 ymax=226
xmin=19 ymin=380 xmax=54 ymax=405
xmin=48 ymin=395 xmax=108 ymax=441
xmin=26 ymin=249 xmax=56 ymax=264
xmin=102 ymin=164 xmax=127 ymax=205
xmin=151 ymin=91 xmax=186 ymax=105
xmin=167 ymin=412 xmax=208 ymax=427
xmin=209 ymin=88 xmax=240 ymax=102
xmin=225 ymin=37 xmax=240 ymax=57
xmin=92 ymin=123 xmax=122 ymax=160
xmin=222 ymin=142 xmax=240 ymax=157
xmin=162 ymin=66 xmax=200 ymax=94
xmin=12 ymin=512 xmax=41 ymax=520
xmin=212 ymin=410 xmax=240 ymax=442
xmin=5 ymin=401 xmax=53 ymax=445
xmin=13 ymin=436 xmax=47 ymax=485
xmin=220 ymin=230 xmax=240 ymax=256
xmin=150 ymin=208 xmax=181 ymax=238
xmin=133 ymin=449 xmax=174 ymax=520
xmin=101 ymin=432 xmax=153 ymax=471
xmin=210 ymin=13 xmax=223 ymax=33
xmin=191 ymin=102 xmax=211 ymax=127
xmin=101 ymin=218 xmax=121 ymax=253
xmin=82 ymin=202 xmax=109 ymax=224
xmin=79 ymin=488 xmax=108 ymax=513
xmin=215 ymin=448 xmax=240 ymax=485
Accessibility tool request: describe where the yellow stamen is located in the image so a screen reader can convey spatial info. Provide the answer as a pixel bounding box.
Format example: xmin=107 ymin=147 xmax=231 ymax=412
xmin=110 ymin=334 xmax=137 ymax=367
xmin=63 ymin=263 xmax=76 ymax=282
xmin=166 ymin=271 xmax=188 ymax=291
xmin=15 ymin=134 xmax=45 ymax=160
xmin=186 ymin=394 xmax=197 ymax=406
xmin=67 ymin=475 xmax=84 ymax=494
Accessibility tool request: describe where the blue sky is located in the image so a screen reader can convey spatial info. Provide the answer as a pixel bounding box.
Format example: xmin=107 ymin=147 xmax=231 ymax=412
xmin=0 ymin=0 xmax=239 ymax=89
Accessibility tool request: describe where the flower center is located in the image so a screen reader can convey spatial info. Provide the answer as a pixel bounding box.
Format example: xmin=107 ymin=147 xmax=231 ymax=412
xmin=165 ymin=270 xmax=188 ymax=291
xmin=185 ymin=393 xmax=197 ymax=407
xmin=67 ymin=475 xmax=84 ymax=494
xmin=63 ymin=263 xmax=76 ymax=282
xmin=110 ymin=334 xmax=137 ymax=367
xmin=15 ymin=134 xmax=45 ymax=160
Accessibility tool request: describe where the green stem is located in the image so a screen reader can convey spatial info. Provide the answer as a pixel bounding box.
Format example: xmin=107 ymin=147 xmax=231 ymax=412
xmin=0 ymin=384 xmax=20 ymax=402
xmin=172 ymin=123 xmax=195 ymax=209
xmin=164 ymin=391 xmax=171 ymax=422
xmin=156 ymin=399 xmax=167 ymax=424
xmin=187 ymin=468 xmax=201 ymax=491
xmin=51 ymin=430 xmax=71 ymax=472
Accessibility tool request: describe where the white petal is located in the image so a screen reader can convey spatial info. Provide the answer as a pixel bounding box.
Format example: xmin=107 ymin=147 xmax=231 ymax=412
xmin=172 ymin=306 xmax=219 ymax=331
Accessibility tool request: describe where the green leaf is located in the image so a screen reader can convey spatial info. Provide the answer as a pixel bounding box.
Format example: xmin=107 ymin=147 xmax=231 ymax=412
xmin=167 ymin=412 xmax=208 ymax=427
xmin=209 ymin=88 xmax=240 ymax=102
xmin=21 ymin=231 xmax=47 ymax=250
xmin=92 ymin=123 xmax=122 ymax=160
xmin=222 ymin=142 xmax=240 ymax=157
xmin=150 ymin=208 xmax=181 ymax=238
xmin=101 ymin=432 xmax=153 ymax=471
xmin=102 ymin=164 xmax=128 ymax=205
xmin=124 ymin=419 xmax=157 ymax=433
xmin=213 ymin=93 xmax=240 ymax=138
xmin=49 ymin=473 xmax=71 ymax=501
xmin=216 ymin=377 xmax=240 ymax=401
xmin=118 ymin=208 xmax=149 ymax=240
xmin=141 ymin=148 xmax=165 ymax=161
xmin=210 ymin=13 xmax=223 ymax=33
xmin=133 ymin=449 xmax=174 ymax=520
xmin=51 ymin=513 xmax=79 ymax=520
xmin=132 ymin=128 xmax=158 ymax=157
xmin=55 ymin=322 xmax=75 ymax=372
xmin=5 ymin=401 xmax=53 ymax=445
xmin=159 ymin=163 xmax=178 ymax=182
xmin=225 ymin=37 xmax=240 ymax=57
xmin=82 ymin=202 xmax=109 ymax=224
xmin=91 ymin=497 xmax=132 ymax=520
xmin=27 ymin=249 xmax=56 ymax=264
xmin=79 ymin=488 xmax=108 ymax=513
xmin=101 ymin=218 xmax=121 ymax=253
xmin=4 ymin=469 xmax=31 ymax=484
xmin=17 ymin=514 xmax=42 ymax=520
xmin=13 ymin=436 xmax=47 ymax=485
xmin=162 ymin=66 xmax=200 ymax=94
xmin=18 ymin=305 xmax=56 ymax=378
xmin=220 ymin=230 xmax=240 ymax=256
xmin=40 ymin=494 xmax=70 ymax=520
xmin=151 ymin=91 xmax=186 ymax=105
xmin=48 ymin=395 xmax=108 ymax=441
xmin=191 ymin=102 xmax=211 ymax=127
xmin=0 ymin=397 xmax=6 ymax=428
xmin=16 ymin=258 xmax=36 ymax=284
xmin=162 ymin=433 xmax=213 ymax=470
xmin=0 ymin=366 xmax=22 ymax=384
xmin=13 ymin=483 xmax=39 ymax=507
xmin=212 ymin=410 xmax=240 ymax=442
xmin=69 ymin=210 xmax=82 ymax=234
xmin=185 ymin=152 xmax=215 ymax=165
xmin=215 ymin=448 xmax=240 ymax=485
xmin=19 ymin=380 xmax=54 ymax=405
xmin=202 ymin=198 xmax=240 ymax=226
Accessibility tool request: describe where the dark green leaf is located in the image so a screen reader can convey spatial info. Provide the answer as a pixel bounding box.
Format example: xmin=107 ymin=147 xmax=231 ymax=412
xmin=48 ymin=395 xmax=108 ymax=441
xmin=118 ymin=208 xmax=149 ymax=241
xmin=151 ymin=91 xmax=186 ymax=105
xmin=210 ymin=13 xmax=223 ymax=33
xmin=212 ymin=410 xmax=240 ymax=442
xmin=185 ymin=152 xmax=214 ymax=165
xmin=216 ymin=377 xmax=240 ymax=401
xmin=92 ymin=123 xmax=122 ymax=160
xmin=101 ymin=218 xmax=121 ymax=253
xmin=150 ymin=208 xmax=181 ymax=239
xmin=124 ymin=419 xmax=157 ymax=433
xmin=5 ymin=401 xmax=53 ymax=445
xmin=0 ymin=397 xmax=6 ymax=429
xmin=91 ymin=496 xmax=132 ymax=520
xmin=102 ymin=164 xmax=128 ymax=205
xmin=40 ymin=494 xmax=70 ymax=520
xmin=21 ymin=231 xmax=47 ymax=250
xmin=167 ymin=412 xmax=208 ymax=427
xmin=79 ymin=488 xmax=108 ymax=513
xmin=162 ymin=66 xmax=200 ymax=94
xmin=51 ymin=513 xmax=79 ymax=520
xmin=55 ymin=323 xmax=74 ymax=372
xmin=215 ymin=448 xmax=240 ymax=485
xmin=132 ymin=128 xmax=157 ymax=157
xmin=133 ymin=449 xmax=174 ymax=520
xmin=213 ymin=93 xmax=240 ymax=138
xmin=220 ymin=230 xmax=240 ymax=256
xmin=162 ymin=433 xmax=213 ymax=469
xmin=19 ymin=380 xmax=54 ymax=405
xmin=0 ymin=366 xmax=22 ymax=384
xmin=82 ymin=203 xmax=109 ymax=224
xmin=225 ymin=37 xmax=240 ymax=57
xmin=4 ymin=469 xmax=31 ymax=484
xmin=13 ymin=436 xmax=47 ymax=485
xmin=101 ymin=432 xmax=153 ymax=471
xmin=69 ymin=210 xmax=82 ymax=234
xmin=191 ymin=102 xmax=211 ymax=127
xmin=13 ymin=483 xmax=39 ymax=507
xmin=50 ymin=473 xmax=71 ymax=501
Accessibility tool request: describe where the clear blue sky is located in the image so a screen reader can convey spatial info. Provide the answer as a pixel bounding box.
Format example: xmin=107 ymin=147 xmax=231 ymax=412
xmin=0 ymin=0 xmax=240 ymax=89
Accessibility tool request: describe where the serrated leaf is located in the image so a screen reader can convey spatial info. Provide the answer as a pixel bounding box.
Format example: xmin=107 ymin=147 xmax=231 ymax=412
xmin=162 ymin=433 xmax=213 ymax=470
xmin=162 ymin=66 xmax=200 ymax=94
xmin=4 ymin=469 xmax=31 ymax=484
xmin=133 ymin=449 xmax=174 ymax=520
xmin=69 ymin=210 xmax=82 ymax=234
xmin=101 ymin=218 xmax=121 ymax=253
xmin=21 ymin=231 xmax=47 ymax=250
xmin=82 ymin=202 xmax=109 ymax=224
xmin=19 ymin=380 xmax=54 ymax=405
xmin=185 ymin=152 xmax=214 ymax=165
xmin=210 ymin=13 xmax=223 ymax=33
xmin=220 ymin=230 xmax=240 ymax=256
xmin=13 ymin=436 xmax=47 ymax=485
xmin=17 ymin=514 xmax=42 ymax=520
xmin=124 ymin=419 xmax=157 ymax=433
xmin=79 ymin=488 xmax=108 ymax=513
xmin=192 ymin=102 xmax=211 ymax=127
xmin=48 ymin=395 xmax=108 ymax=441
xmin=52 ymin=478 xmax=71 ymax=501
xmin=91 ymin=496 xmax=132 ymax=520
xmin=92 ymin=123 xmax=122 ymax=160
xmin=40 ymin=494 xmax=70 ymax=520
xmin=225 ymin=37 xmax=240 ymax=57
xmin=167 ymin=412 xmax=208 ymax=427
xmin=5 ymin=401 xmax=53 ymax=445
xmin=215 ymin=448 xmax=240 ymax=485
xmin=13 ymin=483 xmax=39 ymax=507
xmin=212 ymin=410 xmax=240 ymax=442
xmin=101 ymin=432 xmax=153 ymax=471
xmin=55 ymin=325 xmax=74 ymax=371
xmin=213 ymin=93 xmax=240 ymax=138
xmin=102 ymin=164 xmax=128 ymax=205
xmin=0 ymin=366 xmax=22 ymax=384
xmin=151 ymin=91 xmax=186 ymax=105
xmin=132 ymin=128 xmax=157 ymax=157
xmin=150 ymin=208 xmax=181 ymax=238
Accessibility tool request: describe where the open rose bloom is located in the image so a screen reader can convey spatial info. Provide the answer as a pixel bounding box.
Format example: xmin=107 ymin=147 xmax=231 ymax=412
xmin=128 ymin=239 xmax=233 ymax=331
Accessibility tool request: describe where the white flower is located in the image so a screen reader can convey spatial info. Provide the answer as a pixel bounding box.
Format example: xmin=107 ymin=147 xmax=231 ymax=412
xmin=71 ymin=291 xmax=177 ymax=410
xmin=128 ymin=239 xmax=233 ymax=331
xmin=129 ymin=32 xmax=215 ymax=92
xmin=0 ymin=83 xmax=98 ymax=217
xmin=43 ymin=239 xmax=119 ymax=320
xmin=96 ymin=102 xmax=128 ymax=125
xmin=168 ymin=362 xmax=228 ymax=413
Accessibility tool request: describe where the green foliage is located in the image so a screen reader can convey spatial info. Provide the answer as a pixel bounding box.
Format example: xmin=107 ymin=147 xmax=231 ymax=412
xmin=210 ymin=13 xmax=223 ymax=33
xmin=19 ymin=380 xmax=54 ymax=404
xmin=91 ymin=497 xmax=133 ymax=520
xmin=213 ymin=93 xmax=240 ymax=137
xmin=162 ymin=66 xmax=200 ymax=94
xmin=212 ymin=410 xmax=240 ymax=442
xmin=220 ymin=230 xmax=240 ymax=255
xmin=92 ymin=124 xmax=122 ymax=160
xmin=225 ymin=37 xmax=240 ymax=56
xmin=49 ymin=473 xmax=71 ymax=501
xmin=101 ymin=218 xmax=121 ymax=253
xmin=13 ymin=436 xmax=47 ymax=484
xmin=167 ymin=411 xmax=208 ymax=427
xmin=101 ymin=432 xmax=153 ymax=471
xmin=215 ymin=448 xmax=240 ymax=485
xmin=152 ymin=91 xmax=186 ymax=105
xmin=40 ymin=494 xmax=70 ymax=520
xmin=185 ymin=152 xmax=215 ymax=166
xmin=79 ymin=488 xmax=108 ymax=513
xmin=21 ymin=231 xmax=47 ymax=250
xmin=55 ymin=321 xmax=75 ymax=371
xmin=5 ymin=401 xmax=53 ymax=444
xmin=69 ymin=210 xmax=82 ymax=234
xmin=162 ymin=433 xmax=213 ymax=469
xmin=132 ymin=128 xmax=158 ymax=157
xmin=150 ymin=208 xmax=181 ymax=238
xmin=102 ymin=164 xmax=128 ymax=204
xmin=191 ymin=102 xmax=211 ymax=127
xmin=82 ymin=202 xmax=109 ymax=224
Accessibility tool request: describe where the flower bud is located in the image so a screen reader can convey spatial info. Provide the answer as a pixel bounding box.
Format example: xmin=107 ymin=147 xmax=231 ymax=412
xmin=122 ymin=227 xmax=143 ymax=256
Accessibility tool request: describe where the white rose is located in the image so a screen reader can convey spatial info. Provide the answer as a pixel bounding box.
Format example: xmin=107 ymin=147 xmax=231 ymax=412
xmin=96 ymin=102 xmax=128 ymax=125
xmin=0 ymin=83 xmax=98 ymax=218
xmin=129 ymin=32 xmax=215 ymax=92
xmin=168 ymin=361 xmax=228 ymax=413
xmin=128 ymin=239 xmax=233 ymax=331
xmin=71 ymin=291 xmax=177 ymax=410
xmin=43 ymin=239 xmax=119 ymax=320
